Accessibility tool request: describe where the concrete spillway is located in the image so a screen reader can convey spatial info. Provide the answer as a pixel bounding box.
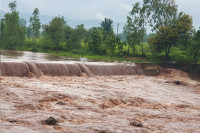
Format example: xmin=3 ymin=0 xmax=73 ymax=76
xmin=0 ymin=61 xmax=144 ymax=77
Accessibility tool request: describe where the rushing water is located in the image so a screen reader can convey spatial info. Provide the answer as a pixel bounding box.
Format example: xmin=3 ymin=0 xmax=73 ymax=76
xmin=0 ymin=50 xmax=93 ymax=62
xmin=0 ymin=50 xmax=135 ymax=66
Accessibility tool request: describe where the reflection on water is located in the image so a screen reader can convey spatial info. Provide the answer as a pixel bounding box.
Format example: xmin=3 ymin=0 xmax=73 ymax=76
xmin=0 ymin=50 xmax=91 ymax=62
xmin=1 ymin=50 xmax=24 ymax=58
xmin=0 ymin=50 xmax=134 ymax=64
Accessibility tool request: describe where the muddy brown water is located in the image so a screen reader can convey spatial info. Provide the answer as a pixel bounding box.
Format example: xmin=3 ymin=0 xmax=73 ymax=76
xmin=1 ymin=50 xmax=200 ymax=132
xmin=0 ymin=50 xmax=92 ymax=62
xmin=1 ymin=50 xmax=142 ymax=77
xmin=0 ymin=72 xmax=200 ymax=133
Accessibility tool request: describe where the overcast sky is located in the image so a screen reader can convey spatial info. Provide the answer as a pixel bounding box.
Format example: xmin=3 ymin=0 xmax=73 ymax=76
xmin=1 ymin=0 xmax=200 ymax=29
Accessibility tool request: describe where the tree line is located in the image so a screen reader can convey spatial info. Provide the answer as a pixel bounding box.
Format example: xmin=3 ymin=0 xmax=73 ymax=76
xmin=0 ymin=0 xmax=200 ymax=63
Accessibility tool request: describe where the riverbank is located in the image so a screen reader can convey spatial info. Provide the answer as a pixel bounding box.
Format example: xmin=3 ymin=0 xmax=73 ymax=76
xmin=46 ymin=51 xmax=150 ymax=63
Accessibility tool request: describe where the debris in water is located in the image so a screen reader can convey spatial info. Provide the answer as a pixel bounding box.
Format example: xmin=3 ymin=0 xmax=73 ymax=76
xmin=174 ymin=81 xmax=187 ymax=86
xmin=44 ymin=117 xmax=57 ymax=125
xmin=9 ymin=120 xmax=17 ymax=123
xmin=130 ymin=119 xmax=143 ymax=127
xmin=96 ymin=130 xmax=110 ymax=133
xmin=56 ymin=101 xmax=66 ymax=105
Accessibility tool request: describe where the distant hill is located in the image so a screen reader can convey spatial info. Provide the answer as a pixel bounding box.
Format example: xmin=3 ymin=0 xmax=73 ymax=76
xmin=0 ymin=10 xmax=125 ymax=33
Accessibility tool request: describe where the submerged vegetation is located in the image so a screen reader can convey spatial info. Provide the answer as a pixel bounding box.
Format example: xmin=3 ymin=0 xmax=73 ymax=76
xmin=0 ymin=0 xmax=200 ymax=64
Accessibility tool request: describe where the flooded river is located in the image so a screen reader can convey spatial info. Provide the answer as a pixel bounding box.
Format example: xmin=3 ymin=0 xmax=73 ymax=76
xmin=1 ymin=50 xmax=200 ymax=133
xmin=0 ymin=50 xmax=92 ymax=62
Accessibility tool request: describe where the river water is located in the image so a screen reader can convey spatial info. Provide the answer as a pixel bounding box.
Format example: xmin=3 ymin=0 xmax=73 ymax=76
xmin=0 ymin=49 xmax=137 ymax=67
xmin=0 ymin=50 xmax=94 ymax=62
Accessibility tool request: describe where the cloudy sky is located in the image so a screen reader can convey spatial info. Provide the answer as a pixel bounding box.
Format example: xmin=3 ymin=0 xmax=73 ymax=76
xmin=1 ymin=0 xmax=200 ymax=29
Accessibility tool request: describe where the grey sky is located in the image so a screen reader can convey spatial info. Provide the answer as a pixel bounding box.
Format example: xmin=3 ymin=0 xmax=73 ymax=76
xmin=1 ymin=0 xmax=200 ymax=29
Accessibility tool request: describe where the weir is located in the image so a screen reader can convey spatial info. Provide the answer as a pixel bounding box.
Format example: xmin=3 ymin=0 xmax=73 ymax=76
xmin=0 ymin=61 xmax=144 ymax=77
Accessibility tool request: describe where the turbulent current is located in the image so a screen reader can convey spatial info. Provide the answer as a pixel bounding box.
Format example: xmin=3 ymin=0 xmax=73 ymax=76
xmin=0 ymin=50 xmax=144 ymax=77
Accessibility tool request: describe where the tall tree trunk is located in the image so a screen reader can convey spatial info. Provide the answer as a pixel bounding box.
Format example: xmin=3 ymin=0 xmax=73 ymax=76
xmin=165 ymin=46 xmax=171 ymax=60
xmin=165 ymin=51 xmax=169 ymax=60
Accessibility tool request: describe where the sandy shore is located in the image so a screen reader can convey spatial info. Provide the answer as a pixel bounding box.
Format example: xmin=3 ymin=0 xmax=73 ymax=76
xmin=0 ymin=68 xmax=200 ymax=133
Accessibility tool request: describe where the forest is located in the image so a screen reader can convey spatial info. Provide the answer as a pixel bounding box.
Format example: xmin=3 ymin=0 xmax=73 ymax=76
xmin=0 ymin=0 xmax=200 ymax=63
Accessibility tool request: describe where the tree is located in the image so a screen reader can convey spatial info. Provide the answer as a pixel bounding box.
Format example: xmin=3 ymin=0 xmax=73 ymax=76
xmin=100 ymin=18 xmax=113 ymax=33
xmin=43 ymin=16 xmax=65 ymax=51
xmin=144 ymin=0 xmax=178 ymax=31
xmin=148 ymin=12 xmax=194 ymax=59
xmin=103 ymin=31 xmax=116 ymax=56
xmin=176 ymin=12 xmax=194 ymax=46
xmin=124 ymin=2 xmax=147 ymax=56
xmin=116 ymin=36 xmax=125 ymax=57
xmin=9 ymin=1 xmax=17 ymax=12
xmin=0 ymin=18 xmax=5 ymax=47
xmin=85 ymin=27 xmax=104 ymax=54
xmin=1 ymin=1 xmax=26 ymax=49
xmin=187 ymin=30 xmax=200 ymax=63
xmin=64 ymin=26 xmax=82 ymax=51
xmin=149 ymin=25 xmax=178 ymax=59
xmin=18 ymin=18 xmax=27 ymax=44
xmin=145 ymin=0 xmax=194 ymax=59
xmin=99 ymin=18 xmax=116 ymax=55
xmin=29 ymin=8 xmax=41 ymax=41
xmin=75 ymin=24 xmax=87 ymax=40
xmin=26 ymin=26 xmax=33 ymax=38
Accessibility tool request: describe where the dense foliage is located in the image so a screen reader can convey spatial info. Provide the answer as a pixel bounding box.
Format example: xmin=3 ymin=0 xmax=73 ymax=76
xmin=0 ymin=1 xmax=26 ymax=49
xmin=0 ymin=0 xmax=199 ymax=63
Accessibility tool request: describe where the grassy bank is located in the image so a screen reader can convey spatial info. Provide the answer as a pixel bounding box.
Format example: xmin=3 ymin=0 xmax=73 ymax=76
xmin=48 ymin=51 xmax=150 ymax=63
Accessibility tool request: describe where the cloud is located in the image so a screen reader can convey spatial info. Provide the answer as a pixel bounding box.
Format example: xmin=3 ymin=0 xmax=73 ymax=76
xmin=96 ymin=13 xmax=108 ymax=21
xmin=1 ymin=0 xmax=200 ymax=29
xmin=120 ymin=4 xmax=132 ymax=11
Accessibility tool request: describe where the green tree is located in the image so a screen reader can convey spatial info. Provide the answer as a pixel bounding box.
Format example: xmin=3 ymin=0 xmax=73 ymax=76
xmin=19 ymin=18 xmax=27 ymax=44
xmin=29 ymin=8 xmax=41 ymax=40
xmin=124 ymin=2 xmax=147 ymax=56
xmin=0 ymin=18 xmax=5 ymax=47
xmin=116 ymin=36 xmax=124 ymax=57
xmin=187 ymin=30 xmax=200 ymax=63
xmin=85 ymin=27 xmax=104 ymax=54
xmin=149 ymin=26 xmax=178 ymax=59
xmin=144 ymin=0 xmax=178 ymax=31
xmin=103 ymin=31 xmax=116 ymax=56
xmin=64 ymin=26 xmax=82 ymax=51
xmin=75 ymin=24 xmax=87 ymax=39
xmin=145 ymin=0 xmax=194 ymax=59
xmin=26 ymin=26 xmax=33 ymax=38
xmin=43 ymin=16 xmax=65 ymax=51
xmin=176 ymin=12 xmax=194 ymax=46
xmin=100 ymin=18 xmax=113 ymax=33
xmin=9 ymin=1 xmax=17 ymax=11
xmin=148 ymin=13 xmax=194 ymax=59
xmin=1 ymin=1 xmax=26 ymax=49
xmin=99 ymin=18 xmax=116 ymax=55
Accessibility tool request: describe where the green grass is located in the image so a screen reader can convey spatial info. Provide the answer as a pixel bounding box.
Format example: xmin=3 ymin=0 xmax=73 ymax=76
xmin=48 ymin=51 xmax=149 ymax=63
